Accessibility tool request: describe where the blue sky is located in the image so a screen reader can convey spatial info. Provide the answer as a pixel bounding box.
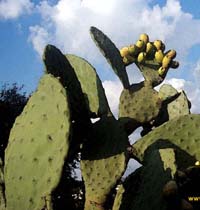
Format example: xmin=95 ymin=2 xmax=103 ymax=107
xmin=1 ymin=0 xmax=200 ymax=114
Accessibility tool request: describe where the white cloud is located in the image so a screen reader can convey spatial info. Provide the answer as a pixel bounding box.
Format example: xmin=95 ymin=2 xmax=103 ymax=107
xmin=27 ymin=0 xmax=200 ymax=115
xmin=159 ymin=77 xmax=200 ymax=114
xmin=0 ymin=0 xmax=34 ymax=19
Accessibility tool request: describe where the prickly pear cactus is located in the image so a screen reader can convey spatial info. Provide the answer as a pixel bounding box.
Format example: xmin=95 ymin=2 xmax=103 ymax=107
xmin=66 ymin=54 xmax=112 ymax=118
xmin=4 ymin=74 xmax=71 ymax=210
xmin=119 ymin=82 xmax=162 ymax=124
xmin=81 ymin=116 xmax=129 ymax=210
xmin=132 ymin=114 xmax=200 ymax=168
xmin=167 ymin=90 xmax=191 ymax=120
xmin=43 ymin=45 xmax=91 ymax=122
xmin=90 ymin=26 xmax=130 ymax=89
xmin=118 ymin=149 xmax=177 ymax=210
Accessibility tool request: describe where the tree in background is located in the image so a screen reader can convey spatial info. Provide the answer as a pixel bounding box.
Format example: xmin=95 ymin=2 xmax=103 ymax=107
xmin=0 ymin=83 xmax=28 ymax=160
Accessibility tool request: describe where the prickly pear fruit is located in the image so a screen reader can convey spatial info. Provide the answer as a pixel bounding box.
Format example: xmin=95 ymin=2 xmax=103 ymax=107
xmin=128 ymin=44 xmax=139 ymax=56
xmin=166 ymin=49 xmax=176 ymax=59
xmin=139 ymin=33 xmax=149 ymax=44
xmin=137 ymin=52 xmax=146 ymax=63
xmin=146 ymin=42 xmax=156 ymax=57
xmin=136 ymin=40 xmax=145 ymax=51
xmin=162 ymin=55 xmax=172 ymax=68
xmin=4 ymin=74 xmax=71 ymax=210
xmin=120 ymin=47 xmax=129 ymax=57
xmin=153 ymin=40 xmax=162 ymax=50
xmin=155 ymin=50 xmax=164 ymax=63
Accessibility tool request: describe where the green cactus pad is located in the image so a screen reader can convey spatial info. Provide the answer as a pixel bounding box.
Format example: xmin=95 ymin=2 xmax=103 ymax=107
xmin=90 ymin=26 xmax=130 ymax=89
xmin=43 ymin=44 xmax=90 ymax=121
xmin=136 ymin=61 xmax=164 ymax=87
xmin=81 ymin=116 xmax=129 ymax=210
xmin=119 ymin=149 xmax=177 ymax=210
xmin=4 ymin=74 xmax=71 ymax=210
xmin=167 ymin=91 xmax=190 ymax=120
xmin=119 ymin=83 xmax=162 ymax=124
xmin=66 ymin=54 xmax=111 ymax=117
xmin=159 ymin=84 xmax=179 ymax=101
xmin=132 ymin=114 xmax=200 ymax=166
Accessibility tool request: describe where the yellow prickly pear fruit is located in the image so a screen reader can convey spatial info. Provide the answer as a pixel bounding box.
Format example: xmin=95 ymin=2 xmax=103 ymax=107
xmin=146 ymin=42 xmax=156 ymax=55
xmin=171 ymin=61 xmax=179 ymax=69
xmin=154 ymin=50 xmax=164 ymax=63
xmin=162 ymin=55 xmax=172 ymax=68
xmin=136 ymin=40 xmax=145 ymax=51
xmin=166 ymin=49 xmax=176 ymax=59
xmin=123 ymin=55 xmax=135 ymax=66
xmin=128 ymin=44 xmax=139 ymax=56
xmin=137 ymin=52 xmax=146 ymax=63
xmin=158 ymin=66 xmax=167 ymax=76
xmin=195 ymin=160 xmax=200 ymax=166
xmin=139 ymin=33 xmax=149 ymax=44
xmin=153 ymin=40 xmax=162 ymax=50
xmin=120 ymin=46 xmax=129 ymax=57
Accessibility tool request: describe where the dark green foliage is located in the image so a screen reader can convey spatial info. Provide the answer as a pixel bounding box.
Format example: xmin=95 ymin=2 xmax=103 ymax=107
xmin=0 ymin=83 xmax=28 ymax=161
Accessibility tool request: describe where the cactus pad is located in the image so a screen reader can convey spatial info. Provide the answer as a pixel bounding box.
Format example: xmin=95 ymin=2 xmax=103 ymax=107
xmin=167 ymin=91 xmax=191 ymax=120
xmin=119 ymin=83 xmax=162 ymax=124
xmin=66 ymin=54 xmax=111 ymax=117
xmin=132 ymin=114 xmax=200 ymax=166
xmin=43 ymin=44 xmax=90 ymax=121
xmin=4 ymin=74 xmax=71 ymax=210
xmin=119 ymin=149 xmax=177 ymax=210
xmin=90 ymin=26 xmax=130 ymax=89
xmin=81 ymin=116 xmax=129 ymax=210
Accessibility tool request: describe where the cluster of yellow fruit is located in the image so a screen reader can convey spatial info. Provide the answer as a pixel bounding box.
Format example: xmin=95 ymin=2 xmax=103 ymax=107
xmin=119 ymin=33 xmax=179 ymax=76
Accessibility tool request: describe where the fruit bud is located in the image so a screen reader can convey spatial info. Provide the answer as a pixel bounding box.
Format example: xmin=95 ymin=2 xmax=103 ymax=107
xmin=123 ymin=55 xmax=135 ymax=66
xmin=120 ymin=47 xmax=129 ymax=57
xmin=162 ymin=180 xmax=178 ymax=199
xmin=155 ymin=50 xmax=164 ymax=63
xmin=137 ymin=52 xmax=146 ymax=63
xmin=139 ymin=33 xmax=149 ymax=44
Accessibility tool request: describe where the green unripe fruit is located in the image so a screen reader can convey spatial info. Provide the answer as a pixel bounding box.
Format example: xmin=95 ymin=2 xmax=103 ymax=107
xmin=136 ymin=40 xmax=145 ymax=51
xmin=137 ymin=52 xmax=146 ymax=63
xmin=123 ymin=55 xmax=135 ymax=65
xmin=153 ymin=40 xmax=162 ymax=50
xmin=139 ymin=33 xmax=149 ymax=44
xmin=120 ymin=46 xmax=129 ymax=57
xmin=162 ymin=55 xmax=172 ymax=68
xmin=166 ymin=49 xmax=176 ymax=59
xmin=154 ymin=50 xmax=164 ymax=63
xmin=128 ymin=44 xmax=139 ymax=56
xmin=158 ymin=66 xmax=167 ymax=76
